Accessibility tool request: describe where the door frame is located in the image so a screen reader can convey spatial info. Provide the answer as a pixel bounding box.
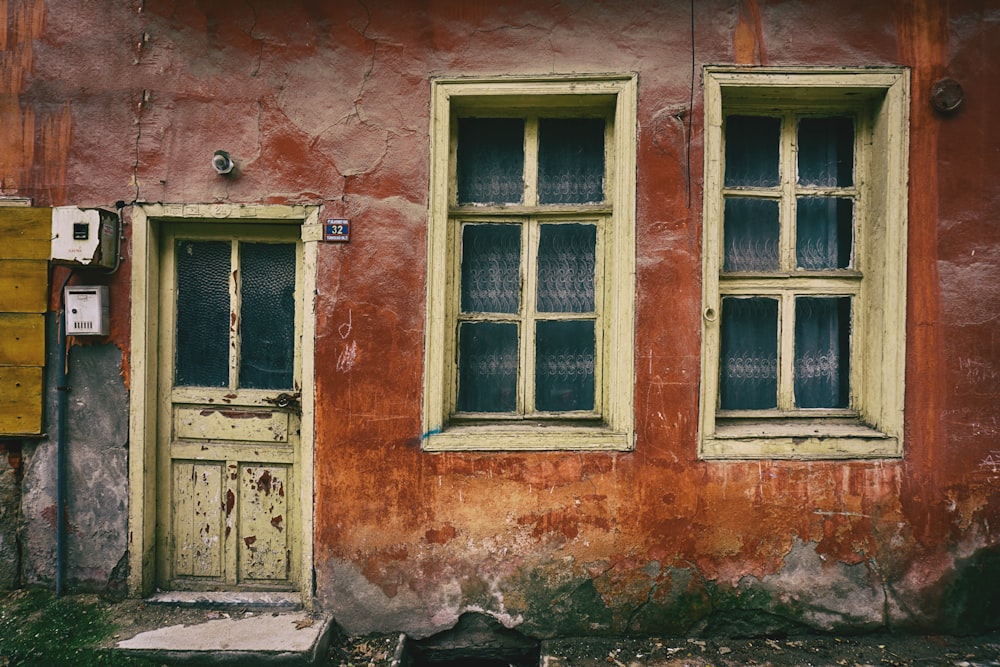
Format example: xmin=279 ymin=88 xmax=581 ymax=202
xmin=127 ymin=203 xmax=319 ymax=608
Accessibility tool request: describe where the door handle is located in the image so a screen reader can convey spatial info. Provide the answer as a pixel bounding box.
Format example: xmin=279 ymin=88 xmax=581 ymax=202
xmin=265 ymin=392 xmax=301 ymax=414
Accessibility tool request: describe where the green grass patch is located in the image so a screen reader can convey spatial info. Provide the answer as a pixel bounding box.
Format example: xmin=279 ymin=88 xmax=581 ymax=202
xmin=0 ymin=589 xmax=152 ymax=667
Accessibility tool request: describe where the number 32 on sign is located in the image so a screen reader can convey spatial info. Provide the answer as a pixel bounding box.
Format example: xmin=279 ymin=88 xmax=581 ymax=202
xmin=324 ymin=219 xmax=350 ymax=242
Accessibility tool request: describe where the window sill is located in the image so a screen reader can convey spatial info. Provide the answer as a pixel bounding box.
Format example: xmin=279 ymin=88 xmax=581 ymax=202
xmin=422 ymin=423 xmax=633 ymax=452
xmin=700 ymin=419 xmax=900 ymax=460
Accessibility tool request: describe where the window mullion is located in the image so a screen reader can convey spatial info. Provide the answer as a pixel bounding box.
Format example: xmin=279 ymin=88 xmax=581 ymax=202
xmin=522 ymin=219 xmax=539 ymax=416
xmin=229 ymin=241 xmax=241 ymax=391
xmin=780 ymin=112 xmax=797 ymax=272
xmin=447 ymin=217 xmax=461 ymax=415
xmin=521 ymin=120 xmax=539 ymax=415
xmin=849 ymin=111 xmax=868 ymax=414
xmin=524 ymin=118 xmax=539 ymax=208
xmin=448 ymin=110 xmax=460 ymax=208
xmin=777 ymin=114 xmax=797 ymax=411
xmin=593 ymin=220 xmax=607 ymax=416
xmin=778 ymin=291 xmax=796 ymax=410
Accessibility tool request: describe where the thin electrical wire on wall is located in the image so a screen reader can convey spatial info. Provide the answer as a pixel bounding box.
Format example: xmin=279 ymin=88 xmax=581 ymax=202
xmin=686 ymin=0 xmax=695 ymax=209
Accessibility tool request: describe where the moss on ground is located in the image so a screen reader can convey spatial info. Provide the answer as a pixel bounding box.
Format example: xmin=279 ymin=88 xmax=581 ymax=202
xmin=0 ymin=589 xmax=154 ymax=667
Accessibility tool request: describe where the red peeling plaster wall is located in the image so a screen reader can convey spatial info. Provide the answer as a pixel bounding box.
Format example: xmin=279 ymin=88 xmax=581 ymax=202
xmin=305 ymin=0 xmax=1000 ymax=636
xmin=2 ymin=0 xmax=998 ymax=635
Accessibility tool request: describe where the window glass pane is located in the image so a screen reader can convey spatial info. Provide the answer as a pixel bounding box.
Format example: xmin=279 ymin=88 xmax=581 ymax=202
xmin=795 ymin=297 xmax=851 ymax=408
xmin=797 ymin=197 xmax=854 ymax=269
xmin=723 ymin=197 xmax=780 ymax=272
xmin=725 ymin=115 xmax=780 ymax=187
xmin=239 ymin=243 xmax=296 ymax=390
xmin=457 ymin=118 xmax=524 ymax=204
xmin=720 ymin=297 xmax=778 ymax=410
xmin=535 ymin=320 xmax=595 ymax=412
xmin=798 ymin=116 xmax=854 ymax=187
xmin=538 ymin=118 xmax=605 ymax=204
xmin=457 ymin=322 xmax=518 ymax=412
xmin=175 ymin=240 xmax=231 ymax=387
xmin=536 ymin=223 xmax=596 ymax=313
xmin=461 ymin=224 xmax=521 ymax=314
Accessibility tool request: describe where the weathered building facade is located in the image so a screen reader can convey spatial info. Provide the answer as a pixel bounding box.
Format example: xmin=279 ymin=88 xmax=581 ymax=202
xmin=1 ymin=0 xmax=998 ymax=640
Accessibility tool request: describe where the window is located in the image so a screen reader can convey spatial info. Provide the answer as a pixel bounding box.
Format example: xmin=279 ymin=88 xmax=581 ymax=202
xmin=699 ymin=67 xmax=909 ymax=459
xmin=424 ymin=76 xmax=636 ymax=451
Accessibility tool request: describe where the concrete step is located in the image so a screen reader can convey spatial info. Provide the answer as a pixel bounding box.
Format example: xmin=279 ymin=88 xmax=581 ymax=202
xmin=116 ymin=604 xmax=336 ymax=666
xmin=146 ymin=590 xmax=304 ymax=609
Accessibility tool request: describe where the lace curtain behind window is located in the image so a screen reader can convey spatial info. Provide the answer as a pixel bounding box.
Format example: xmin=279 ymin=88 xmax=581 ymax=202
xmin=720 ymin=297 xmax=778 ymax=410
xmin=457 ymin=118 xmax=525 ymax=205
xmin=794 ymin=297 xmax=850 ymax=408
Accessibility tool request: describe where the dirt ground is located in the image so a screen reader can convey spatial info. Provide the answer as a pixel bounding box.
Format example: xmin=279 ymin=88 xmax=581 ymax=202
xmin=96 ymin=596 xmax=221 ymax=650
xmin=88 ymin=596 xmax=1000 ymax=666
xmin=537 ymin=634 xmax=1000 ymax=667
xmin=324 ymin=628 xmax=1000 ymax=667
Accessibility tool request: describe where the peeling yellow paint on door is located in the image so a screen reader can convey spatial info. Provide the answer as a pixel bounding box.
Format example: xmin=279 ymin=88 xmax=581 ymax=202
xmin=174 ymin=407 xmax=290 ymax=443
xmin=172 ymin=462 xmax=224 ymax=578
xmin=239 ymin=465 xmax=290 ymax=582
xmin=157 ymin=222 xmax=303 ymax=591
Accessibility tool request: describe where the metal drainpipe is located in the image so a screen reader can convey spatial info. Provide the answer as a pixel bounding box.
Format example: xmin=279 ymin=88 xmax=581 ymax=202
xmin=52 ymin=206 xmax=122 ymax=597
xmin=55 ymin=273 xmax=71 ymax=597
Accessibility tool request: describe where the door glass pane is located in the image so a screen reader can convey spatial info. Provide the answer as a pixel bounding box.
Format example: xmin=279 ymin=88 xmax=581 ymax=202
xmin=457 ymin=118 xmax=524 ymax=205
xmin=536 ymin=223 xmax=596 ymax=313
xmin=798 ymin=116 xmax=854 ymax=187
xmin=461 ymin=224 xmax=521 ymax=314
xmin=720 ymin=297 xmax=778 ymax=410
xmin=239 ymin=242 xmax=296 ymax=390
xmin=457 ymin=322 xmax=518 ymax=413
xmin=535 ymin=320 xmax=595 ymax=412
xmin=795 ymin=297 xmax=851 ymax=408
xmin=797 ymin=197 xmax=853 ymax=269
xmin=175 ymin=240 xmax=230 ymax=387
xmin=723 ymin=197 xmax=780 ymax=272
xmin=538 ymin=118 xmax=605 ymax=204
xmin=725 ymin=115 xmax=780 ymax=187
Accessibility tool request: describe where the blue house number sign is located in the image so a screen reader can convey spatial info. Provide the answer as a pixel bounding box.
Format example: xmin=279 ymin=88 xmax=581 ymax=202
xmin=324 ymin=219 xmax=350 ymax=242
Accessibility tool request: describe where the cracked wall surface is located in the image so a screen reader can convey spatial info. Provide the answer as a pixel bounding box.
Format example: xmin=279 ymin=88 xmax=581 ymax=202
xmin=0 ymin=442 xmax=20 ymax=589
xmin=18 ymin=318 xmax=129 ymax=590
xmin=1 ymin=0 xmax=998 ymax=637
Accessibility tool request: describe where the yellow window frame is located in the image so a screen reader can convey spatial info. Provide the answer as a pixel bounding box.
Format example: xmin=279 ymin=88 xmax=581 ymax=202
xmin=423 ymin=75 xmax=637 ymax=452
xmin=699 ymin=67 xmax=910 ymax=460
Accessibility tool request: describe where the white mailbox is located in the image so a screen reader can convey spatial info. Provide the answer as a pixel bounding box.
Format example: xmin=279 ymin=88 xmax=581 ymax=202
xmin=64 ymin=286 xmax=110 ymax=336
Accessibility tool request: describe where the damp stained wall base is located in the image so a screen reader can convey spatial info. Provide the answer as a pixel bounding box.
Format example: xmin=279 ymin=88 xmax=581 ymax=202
xmin=19 ymin=318 xmax=129 ymax=591
xmin=319 ymin=537 xmax=1000 ymax=639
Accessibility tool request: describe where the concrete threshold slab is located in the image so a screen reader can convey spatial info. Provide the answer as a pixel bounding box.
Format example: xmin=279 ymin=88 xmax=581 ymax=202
xmin=116 ymin=610 xmax=336 ymax=666
xmin=146 ymin=590 xmax=303 ymax=609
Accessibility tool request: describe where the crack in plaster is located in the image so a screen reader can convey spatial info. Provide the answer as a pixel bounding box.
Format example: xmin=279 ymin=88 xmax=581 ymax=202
xmin=132 ymin=89 xmax=147 ymax=202
xmin=245 ymin=0 xmax=262 ymax=78
xmin=352 ymin=0 xmax=375 ymax=122
xmin=302 ymin=0 xmax=393 ymax=198
xmin=868 ymin=556 xmax=891 ymax=629
xmin=624 ymin=575 xmax=659 ymax=633
xmin=624 ymin=561 xmax=713 ymax=634
xmin=472 ymin=21 xmax=557 ymax=70
xmin=472 ymin=22 xmax=549 ymax=35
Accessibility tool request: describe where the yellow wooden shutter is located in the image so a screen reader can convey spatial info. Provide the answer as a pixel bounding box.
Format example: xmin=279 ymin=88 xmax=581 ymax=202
xmin=0 ymin=207 xmax=49 ymax=436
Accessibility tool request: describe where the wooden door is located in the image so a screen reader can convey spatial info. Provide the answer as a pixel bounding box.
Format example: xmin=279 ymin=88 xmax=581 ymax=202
xmin=157 ymin=223 xmax=302 ymax=590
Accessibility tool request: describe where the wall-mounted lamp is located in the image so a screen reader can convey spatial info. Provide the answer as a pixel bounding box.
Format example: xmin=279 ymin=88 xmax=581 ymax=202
xmin=931 ymin=78 xmax=964 ymax=114
xmin=212 ymin=150 xmax=235 ymax=175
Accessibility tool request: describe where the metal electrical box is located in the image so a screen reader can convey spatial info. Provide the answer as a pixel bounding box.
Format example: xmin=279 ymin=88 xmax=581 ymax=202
xmin=51 ymin=207 xmax=121 ymax=269
xmin=64 ymin=286 xmax=110 ymax=336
